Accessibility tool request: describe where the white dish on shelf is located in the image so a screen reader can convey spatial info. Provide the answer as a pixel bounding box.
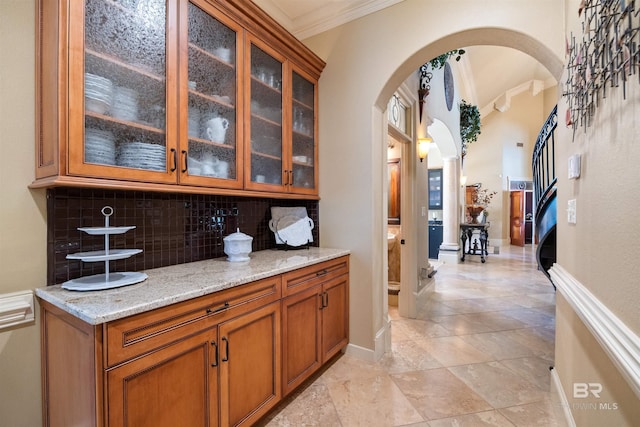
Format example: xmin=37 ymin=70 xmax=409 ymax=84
xmin=61 ymin=271 xmax=148 ymax=291
xmin=77 ymin=226 xmax=136 ymax=235
xmin=66 ymin=248 xmax=142 ymax=262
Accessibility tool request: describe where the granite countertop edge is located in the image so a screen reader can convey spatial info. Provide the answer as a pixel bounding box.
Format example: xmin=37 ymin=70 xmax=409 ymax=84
xmin=35 ymin=247 xmax=350 ymax=325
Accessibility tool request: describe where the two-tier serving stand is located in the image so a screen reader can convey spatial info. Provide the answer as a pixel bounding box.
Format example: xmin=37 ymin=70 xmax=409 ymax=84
xmin=62 ymin=206 xmax=148 ymax=291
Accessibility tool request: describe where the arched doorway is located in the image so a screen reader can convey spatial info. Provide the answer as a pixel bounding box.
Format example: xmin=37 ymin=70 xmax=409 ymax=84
xmin=308 ymin=2 xmax=564 ymax=360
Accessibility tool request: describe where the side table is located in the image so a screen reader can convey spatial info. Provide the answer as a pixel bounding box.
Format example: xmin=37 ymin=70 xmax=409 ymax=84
xmin=460 ymin=223 xmax=490 ymax=263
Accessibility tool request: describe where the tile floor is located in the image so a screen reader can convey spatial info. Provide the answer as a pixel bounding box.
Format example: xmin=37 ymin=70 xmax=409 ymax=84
xmin=261 ymin=245 xmax=566 ymax=426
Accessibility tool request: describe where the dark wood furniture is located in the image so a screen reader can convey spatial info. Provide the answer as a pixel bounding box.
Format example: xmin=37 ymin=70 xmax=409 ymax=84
xmin=460 ymin=223 xmax=489 ymax=263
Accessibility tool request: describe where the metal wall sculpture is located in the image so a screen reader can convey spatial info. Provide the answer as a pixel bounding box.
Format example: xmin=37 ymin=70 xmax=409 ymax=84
xmin=564 ymin=0 xmax=639 ymax=136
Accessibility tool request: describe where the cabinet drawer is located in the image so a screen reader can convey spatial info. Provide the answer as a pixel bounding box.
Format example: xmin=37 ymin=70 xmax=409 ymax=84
xmin=105 ymin=276 xmax=281 ymax=367
xmin=281 ymin=256 xmax=349 ymax=297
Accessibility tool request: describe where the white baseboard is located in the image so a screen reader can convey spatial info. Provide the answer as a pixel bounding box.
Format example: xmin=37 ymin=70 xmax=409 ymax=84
xmin=549 ymin=264 xmax=640 ymax=400
xmin=550 ymin=367 xmax=576 ymax=427
xmin=344 ymin=323 xmax=389 ymax=362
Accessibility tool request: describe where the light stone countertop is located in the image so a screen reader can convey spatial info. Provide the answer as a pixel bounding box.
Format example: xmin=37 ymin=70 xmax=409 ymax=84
xmin=35 ymin=247 xmax=350 ymax=325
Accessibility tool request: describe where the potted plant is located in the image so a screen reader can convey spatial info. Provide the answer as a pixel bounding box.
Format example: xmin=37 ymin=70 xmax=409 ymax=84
xmin=460 ymin=99 xmax=481 ymax=156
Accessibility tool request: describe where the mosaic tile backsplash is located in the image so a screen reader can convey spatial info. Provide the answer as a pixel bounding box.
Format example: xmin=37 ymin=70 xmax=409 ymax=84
xmin=47 ymin=188 xmax=319 ymax=286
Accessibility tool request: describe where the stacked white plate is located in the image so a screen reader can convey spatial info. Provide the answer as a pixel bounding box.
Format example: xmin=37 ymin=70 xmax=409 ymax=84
xmin=117 ymin=142 xmax=166 ymax=171
xmin=112 ymin=86 xmax=139 ymax=121
xmin=85 ymin=73 xmax=113 ymax=115
xmin=85 ymin=128 xmax=116 ymax=165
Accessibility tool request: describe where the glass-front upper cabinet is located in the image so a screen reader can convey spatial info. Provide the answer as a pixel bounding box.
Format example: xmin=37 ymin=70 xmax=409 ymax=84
xmin=69 ymin=0 xmax=177 ymax=183
xmin=290 ymin=67 xmax=317 ymax=194
xmin=179 ymin=0 xmax=243 ymax=188
xmin=246 ymin=38 xmax=285 ymax=191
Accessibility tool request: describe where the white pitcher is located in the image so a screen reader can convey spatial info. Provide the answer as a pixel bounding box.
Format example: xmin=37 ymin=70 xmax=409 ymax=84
xmin=204 ymin=117 xmax=229 ymax=143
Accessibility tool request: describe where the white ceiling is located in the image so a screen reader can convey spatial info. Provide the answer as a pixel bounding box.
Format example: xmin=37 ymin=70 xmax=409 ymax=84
xmin=252 ymin=0 xmax=556 ymax=116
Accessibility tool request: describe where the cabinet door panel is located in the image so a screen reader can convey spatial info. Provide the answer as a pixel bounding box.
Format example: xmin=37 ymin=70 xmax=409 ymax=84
xmin=322 ymin=275 xmax=349 ymax=362
xmin=219 ymin=302 xmax=281 ymax=427
xmin=107 ymin=330 xmax=217 ymax=427
xmin=282 ymin=286 xmax=322 ymax=395
xmin=179 ymin=0 xmax=243 ymax=188
xmin=69 ymin=0 xmax=178 ymax=183
xmin=245 ymin=37 xmax=286 ymax=191
xmin=290 ymin=67 xmax=318 ymax=194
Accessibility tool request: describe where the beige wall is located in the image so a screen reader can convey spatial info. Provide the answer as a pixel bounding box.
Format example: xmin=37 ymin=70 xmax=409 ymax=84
xmin=551 ymin=3 xmax=640 ymax=424
xmin=0 ymin=1 xmax=47 ymax=426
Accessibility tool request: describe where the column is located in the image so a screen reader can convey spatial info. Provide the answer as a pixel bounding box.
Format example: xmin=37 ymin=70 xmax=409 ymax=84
xmin=439 ymin=156 xmax=461 ymax=263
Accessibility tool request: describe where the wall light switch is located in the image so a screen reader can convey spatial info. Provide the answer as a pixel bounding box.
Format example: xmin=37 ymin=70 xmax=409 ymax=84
xmin=567 ymin=199 xmax=577 ymax=224
xmin=568 ymin=154 xmax=581 ymax=179
xmin=421 ymin=207 xmax=426 ymax=217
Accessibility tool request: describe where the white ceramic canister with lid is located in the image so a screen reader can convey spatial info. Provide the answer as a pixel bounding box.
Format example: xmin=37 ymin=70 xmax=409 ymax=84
xmin=223 ymin=228 xmax=253 ymax=262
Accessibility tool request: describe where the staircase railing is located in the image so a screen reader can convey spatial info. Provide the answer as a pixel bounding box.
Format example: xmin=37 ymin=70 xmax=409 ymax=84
xmin=532 ymin=105 xmax=557 ymax=218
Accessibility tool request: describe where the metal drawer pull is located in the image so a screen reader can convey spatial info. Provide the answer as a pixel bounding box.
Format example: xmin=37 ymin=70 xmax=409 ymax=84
xmin=211 ymin=340 xmax=218 ymax=367
xmin=316 ymin=269 xmax=328 ymax=277
xmin=222 ymin=337 xmax=229 ymax=362
xmin=206 ymin=302 xmax=229 ymax=314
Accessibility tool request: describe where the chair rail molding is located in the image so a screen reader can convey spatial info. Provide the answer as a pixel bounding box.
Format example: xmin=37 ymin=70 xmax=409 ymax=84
xmin=550 ymin=264 xmax=640 ymax=399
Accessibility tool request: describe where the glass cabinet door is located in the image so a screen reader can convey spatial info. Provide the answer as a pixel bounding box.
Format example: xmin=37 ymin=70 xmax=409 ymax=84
xmin=69 ymin=0 xmax=176 ymax=183
xmin=180 ymin=0 xmax=242 ymax=188
xmin=247 ymin=40 xmax=284 ymax=189
xmin=290 ymin=69 xmax=317 ymax=193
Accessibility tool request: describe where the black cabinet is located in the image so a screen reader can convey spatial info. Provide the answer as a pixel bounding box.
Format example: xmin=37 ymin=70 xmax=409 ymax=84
xmin=429 ymin=223 xmax=443 ymax=259
xmin=428 ymin=169 xmax=443 ymax=210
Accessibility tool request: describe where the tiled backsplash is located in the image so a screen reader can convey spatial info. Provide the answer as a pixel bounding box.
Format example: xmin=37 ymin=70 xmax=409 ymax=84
xmin=47 ymin=188 xmax=319 ymax=286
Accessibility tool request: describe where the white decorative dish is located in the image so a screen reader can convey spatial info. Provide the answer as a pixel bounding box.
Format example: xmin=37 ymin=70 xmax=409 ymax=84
xmin=223 ymin=228 xmax=253 ymax=262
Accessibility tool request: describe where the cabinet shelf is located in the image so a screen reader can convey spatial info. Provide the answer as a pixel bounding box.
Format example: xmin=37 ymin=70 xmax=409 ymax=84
xmin=188 ymin=42 xmax=235 ymax=69
xmin=189 ymin=90 xmax=235 ymax=109
xmin=251 ymin=151 xmax=282 ymax=162
xmin=292 ymin=98 xmax=313 ymax=111
xmin=86 ymin=48 xmax=165 ymax=84
xmin=188 ymin=135 xmax=235 ymax=150
xmin=85 ymin=112 xmax=166 ymax=135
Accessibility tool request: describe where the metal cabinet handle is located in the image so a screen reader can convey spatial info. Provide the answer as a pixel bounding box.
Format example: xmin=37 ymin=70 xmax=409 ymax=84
xmin=181 ymin=150 xmax=188 ymax=173
xmin=170 ymin=148 xmax=177 ymax=172
xmin=206 ymin=302 xmax=229 ymax=315
xmin=316 ymin=269 xmax=328 ymax=277
xmin=323 ymin=292 xmax=329 ymax=308
xmin=211 ymin=341 xmax=218 ymax=367
xmin=289 ymin=170 xmax=293 ymax=186
xmin=221 ymin=337 xmax=229 ymax=362
xmin=319 ymin=293 xmax=324 ymax=310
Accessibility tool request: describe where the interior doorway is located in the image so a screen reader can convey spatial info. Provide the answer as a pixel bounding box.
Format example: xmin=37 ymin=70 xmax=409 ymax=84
xmin=510 ymin=189 xmax=534 ymax=246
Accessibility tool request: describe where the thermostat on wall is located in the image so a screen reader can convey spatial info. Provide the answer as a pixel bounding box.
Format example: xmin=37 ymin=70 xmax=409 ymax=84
xmin=568 ymin=154 xmax=581 ymax=179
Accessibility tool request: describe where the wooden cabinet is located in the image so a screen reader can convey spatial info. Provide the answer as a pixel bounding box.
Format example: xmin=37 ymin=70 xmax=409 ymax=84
xmin=34 ymin=0 xmax=323 ymax=198
xmin=281 ymin=257 xmax=349 ymax=395
xmin=106 ymin=330 xmax=217 ymax=427
xmin=218 ymin=302 xmax=281 ymax=426
xmin=40 ymin=257 xmax=348 ymax=427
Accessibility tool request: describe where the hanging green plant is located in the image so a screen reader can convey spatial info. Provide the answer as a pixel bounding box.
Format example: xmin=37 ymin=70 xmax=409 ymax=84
xmin=460 ymin=99 xmax=481 ymax=155
xmin=428 ymin=49 xmax=466 ymax=69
